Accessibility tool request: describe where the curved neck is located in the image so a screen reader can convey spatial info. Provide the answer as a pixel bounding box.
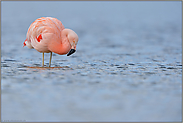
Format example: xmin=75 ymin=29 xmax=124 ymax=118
xmin=48 ymin=33 xmax=71 ymax=55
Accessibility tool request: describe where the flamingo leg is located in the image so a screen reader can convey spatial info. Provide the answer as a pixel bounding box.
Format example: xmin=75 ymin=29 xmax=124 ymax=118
xmin=49 ymin=52 xmax=52 ymax=67
xmin=42 ymin=52 xmax=44 ymax=67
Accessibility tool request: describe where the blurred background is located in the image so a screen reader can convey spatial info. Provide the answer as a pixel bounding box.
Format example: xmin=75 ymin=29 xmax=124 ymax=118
xmin=1 ymin=1 xmax=182 ymax=122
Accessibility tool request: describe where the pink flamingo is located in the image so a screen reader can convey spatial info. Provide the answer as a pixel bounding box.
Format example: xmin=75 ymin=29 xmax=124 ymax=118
xmin=23 ymin=17 xmax=79 ymax=67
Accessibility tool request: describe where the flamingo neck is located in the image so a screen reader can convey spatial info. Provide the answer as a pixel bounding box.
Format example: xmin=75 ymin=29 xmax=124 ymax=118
xmin=48 ymin=37 xmax=71 ymax=55
xmin=48 ymin=29 xmax=72 ymax=55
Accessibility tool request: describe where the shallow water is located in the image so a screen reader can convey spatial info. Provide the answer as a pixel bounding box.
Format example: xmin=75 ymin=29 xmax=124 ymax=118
xmin=1 ymin=1 xmax=182 ymax=122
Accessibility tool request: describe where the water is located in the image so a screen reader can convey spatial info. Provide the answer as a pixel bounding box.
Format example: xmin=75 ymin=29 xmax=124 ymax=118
xmin=1 ymin=1 xmax=182 ymax=122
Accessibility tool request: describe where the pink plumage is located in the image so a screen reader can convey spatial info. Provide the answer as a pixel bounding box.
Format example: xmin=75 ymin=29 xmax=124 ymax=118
xmin=23 ymin=17 xmax=79 ymax=67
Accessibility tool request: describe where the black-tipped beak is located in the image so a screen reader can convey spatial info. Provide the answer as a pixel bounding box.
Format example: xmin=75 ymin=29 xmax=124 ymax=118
xmin=67 ymin=49 xmax=76 ymax=56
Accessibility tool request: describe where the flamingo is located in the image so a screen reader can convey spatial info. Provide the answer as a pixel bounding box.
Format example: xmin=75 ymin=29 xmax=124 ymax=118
xmin=23 ymin=17 xmax=79 ymax=67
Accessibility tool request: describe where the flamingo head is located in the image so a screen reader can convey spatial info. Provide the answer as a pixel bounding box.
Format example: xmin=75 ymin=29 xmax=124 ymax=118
xmin=65 ymin=29 xmax=79 ymax=56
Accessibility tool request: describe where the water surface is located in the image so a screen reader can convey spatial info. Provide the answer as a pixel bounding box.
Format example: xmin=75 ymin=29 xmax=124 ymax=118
xmin=1 ymin=1 xmax=182 ymax=122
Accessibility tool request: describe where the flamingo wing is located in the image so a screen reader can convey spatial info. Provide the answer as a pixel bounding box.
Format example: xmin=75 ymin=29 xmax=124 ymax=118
xmin=25 ymin=17 xmax=65 ymax=53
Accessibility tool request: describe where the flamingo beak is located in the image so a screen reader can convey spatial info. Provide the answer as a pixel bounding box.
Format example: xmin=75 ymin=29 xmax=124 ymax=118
xmin=67 ymin=44 xmax=76 ymax=56
xmin=67 ymin=49 xmax=76 ymax=56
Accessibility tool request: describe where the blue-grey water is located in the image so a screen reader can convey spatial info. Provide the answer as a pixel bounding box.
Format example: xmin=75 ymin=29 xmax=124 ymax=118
xmin=1 ymin=1 xmax=182 ymax=122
